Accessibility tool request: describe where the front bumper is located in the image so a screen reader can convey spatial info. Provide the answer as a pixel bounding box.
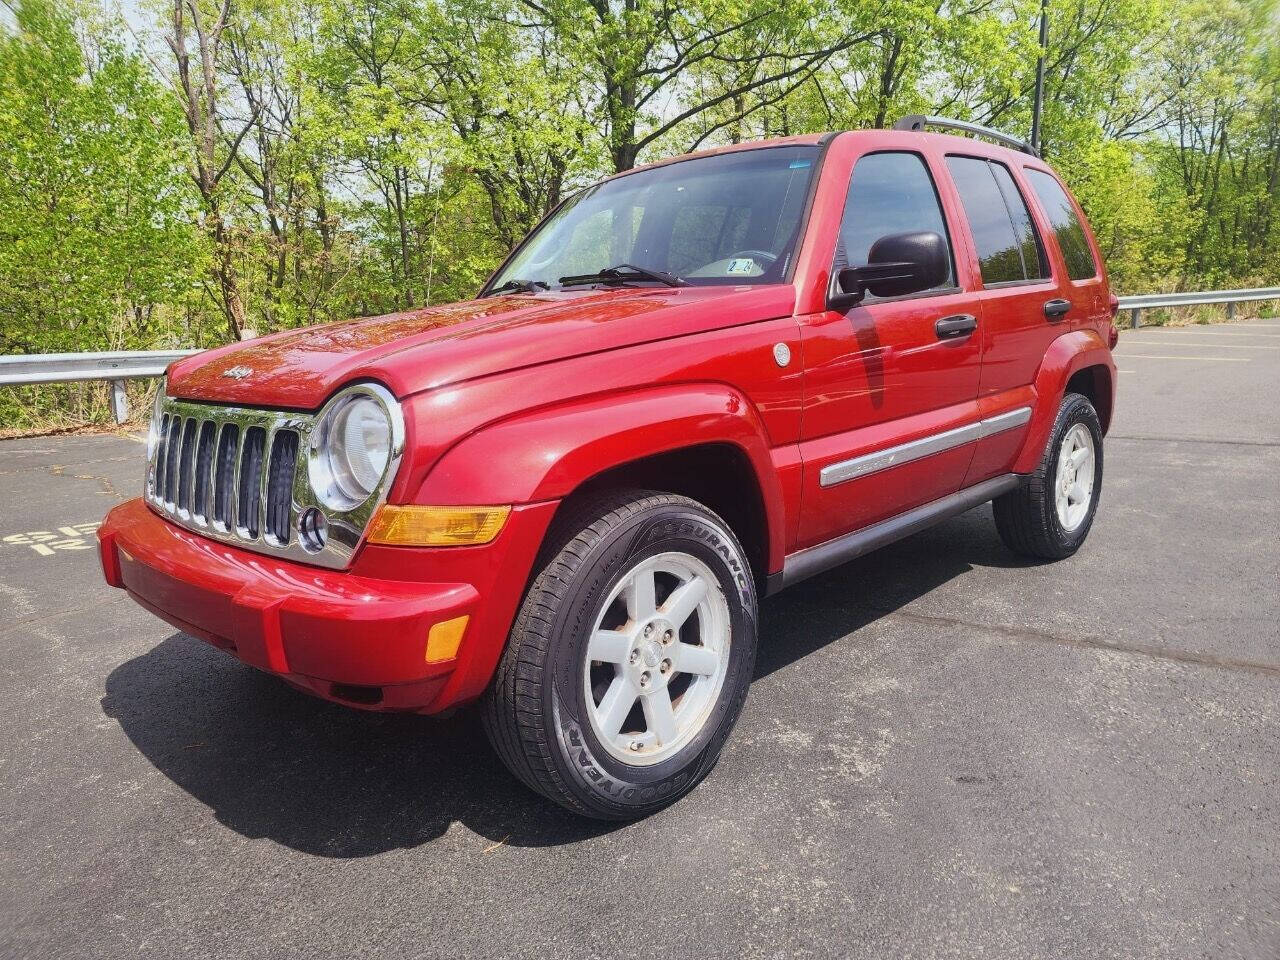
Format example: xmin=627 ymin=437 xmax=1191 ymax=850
xmin=98 ymin=498 xmax=556 ymax=712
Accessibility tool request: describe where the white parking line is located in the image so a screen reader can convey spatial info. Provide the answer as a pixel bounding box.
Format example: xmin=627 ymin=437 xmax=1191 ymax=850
xmin=1123 ymin=340 xmax=1280 ymax=350
xmin=1120 ymin=354 xmax=1251 ymax=361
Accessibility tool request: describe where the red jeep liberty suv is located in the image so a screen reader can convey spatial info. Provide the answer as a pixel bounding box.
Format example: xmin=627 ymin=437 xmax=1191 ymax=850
xmin=99 ymin=117 xmax=1118 ymax=819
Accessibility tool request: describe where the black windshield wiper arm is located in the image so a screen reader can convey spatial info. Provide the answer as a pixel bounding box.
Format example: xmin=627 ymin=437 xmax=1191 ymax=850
xmin=558 ymin=264 xmax=686 ymax=288
xmin=482 ymin=278 xmax=550 ymax=297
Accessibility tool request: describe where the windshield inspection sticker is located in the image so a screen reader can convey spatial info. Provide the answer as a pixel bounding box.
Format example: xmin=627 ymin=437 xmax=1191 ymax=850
xmin=726 ymin=258 xmax=757 ymax=275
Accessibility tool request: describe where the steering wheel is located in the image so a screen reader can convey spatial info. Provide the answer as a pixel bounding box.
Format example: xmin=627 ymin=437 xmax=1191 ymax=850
xmin=727 ymin=249 xmax=778 ymax=265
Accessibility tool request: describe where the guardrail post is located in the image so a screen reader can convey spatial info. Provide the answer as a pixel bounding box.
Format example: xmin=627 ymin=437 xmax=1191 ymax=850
xmin=109 ymin=379 xmax=128 ymax=424
xmin=1227 ymin=302 xmax=1236 ymax=322
xmin=1130 ymin=307 xmax=1141 ymax=329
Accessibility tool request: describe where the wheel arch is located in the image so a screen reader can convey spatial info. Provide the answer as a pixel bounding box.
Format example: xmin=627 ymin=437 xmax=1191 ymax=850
xmin=1012 ymin=329 xmax=1116 ymax=474
xmin=415 ymin=383 xmax=787 ymax=579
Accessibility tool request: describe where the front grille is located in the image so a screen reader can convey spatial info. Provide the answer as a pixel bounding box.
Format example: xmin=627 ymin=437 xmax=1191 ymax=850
xmin=145 ymin=389 xmax=401 ymax=571
xmin=147 ymin=398 xmax=309 ymax=555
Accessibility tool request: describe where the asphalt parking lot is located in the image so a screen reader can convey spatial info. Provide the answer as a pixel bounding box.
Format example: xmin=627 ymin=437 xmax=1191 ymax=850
xmin=2 ymin=320 xmax=1278 ymax=959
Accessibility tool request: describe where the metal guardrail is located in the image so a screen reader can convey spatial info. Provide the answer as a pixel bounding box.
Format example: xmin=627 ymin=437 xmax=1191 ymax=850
xmin=1117 ymin=287 xmax=1280 ymax=328
xmin=2 ymin=286 xmax=1278 ymax=423
xmin=0 ymin=349 xmax=198 ymax=423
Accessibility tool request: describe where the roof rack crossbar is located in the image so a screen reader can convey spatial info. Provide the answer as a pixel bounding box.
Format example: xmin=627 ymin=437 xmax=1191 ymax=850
xmin=892 ymin=115 xmax=1039 ymax=157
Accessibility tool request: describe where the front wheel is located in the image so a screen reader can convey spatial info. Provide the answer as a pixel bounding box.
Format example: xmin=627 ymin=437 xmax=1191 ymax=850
xmin=993 ymin=392 xmax=1104 ymax=559
xmin=482 ymin=490 xmax=758 ymax=819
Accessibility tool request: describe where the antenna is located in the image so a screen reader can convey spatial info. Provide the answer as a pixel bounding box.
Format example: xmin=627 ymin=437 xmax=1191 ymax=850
xmin=1030 ymin=0 xmax=1048 ymax=153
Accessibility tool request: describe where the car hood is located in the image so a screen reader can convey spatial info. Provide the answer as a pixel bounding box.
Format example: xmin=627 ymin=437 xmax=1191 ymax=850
xmin=166 ymin=285 xmax=796 ymax=409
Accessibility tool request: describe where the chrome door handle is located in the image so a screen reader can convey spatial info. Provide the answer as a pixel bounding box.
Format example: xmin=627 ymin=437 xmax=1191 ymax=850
xmin=935 ymin=314 xmax=977 ymax=339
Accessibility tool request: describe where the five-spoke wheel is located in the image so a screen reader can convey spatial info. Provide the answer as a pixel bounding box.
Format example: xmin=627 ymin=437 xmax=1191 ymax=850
xmin=585 ymin=553 xmax=731 ymax=765
xmin=994 ymin=391 xmax=1104 ymax=559
xmin=482 ymin=490 xmax=757 ymax=820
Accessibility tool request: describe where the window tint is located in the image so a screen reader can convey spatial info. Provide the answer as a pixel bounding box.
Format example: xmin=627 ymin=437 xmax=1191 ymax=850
xmin=989 ymin=163 xmax=1046 ymax=280
xmin=1026 ymin=169 xmax=1098 ymax=280
xmin=946 ymin=155 xmax=1045 ymax=285
xmin=836 ymin=151 xmax=954 ymax=291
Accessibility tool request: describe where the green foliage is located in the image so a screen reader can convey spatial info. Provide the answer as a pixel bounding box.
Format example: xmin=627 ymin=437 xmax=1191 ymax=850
xmin=1 ymin=0 xmax=1279 ymax=430
xmin=0 ymin=0 xmax=206 ymax=426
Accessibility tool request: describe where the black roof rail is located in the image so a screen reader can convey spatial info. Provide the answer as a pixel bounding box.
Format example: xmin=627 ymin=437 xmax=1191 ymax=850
xmin=892 ymin=115 xmax=1039 ymax=158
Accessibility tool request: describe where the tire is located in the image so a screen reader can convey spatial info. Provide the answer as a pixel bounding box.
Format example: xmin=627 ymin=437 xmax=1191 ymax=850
xmin=993 ymin=391 xmax=1104 ymax=560
xmin=481 ymin=489 xmax=758 ymax=820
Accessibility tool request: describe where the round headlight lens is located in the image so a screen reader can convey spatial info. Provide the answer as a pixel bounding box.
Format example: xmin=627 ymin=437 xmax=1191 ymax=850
xmin=311 ymin=394 xmax=393 ymax=510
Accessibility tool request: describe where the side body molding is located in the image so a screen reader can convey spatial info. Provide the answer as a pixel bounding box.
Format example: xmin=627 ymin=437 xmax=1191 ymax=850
xmin=417 ymin=384 xmax=790 ymax=573
xmin=1012 ymin=328 xmax=1116 ymax=475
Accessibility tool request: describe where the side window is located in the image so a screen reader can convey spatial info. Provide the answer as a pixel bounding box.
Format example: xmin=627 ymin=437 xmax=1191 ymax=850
xmin=837 ymin=151 xmax=955 ymax=292
xmin=946 ymin=155 xmax=1046 ymax=285
xmin=989 ymin=163 xmax=1047 ymax=280
xmin=1026 ymin=169 xmax=1099 ymax=280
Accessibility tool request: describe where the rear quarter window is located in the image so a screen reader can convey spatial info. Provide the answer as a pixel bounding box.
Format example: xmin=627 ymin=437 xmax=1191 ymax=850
xmin=1025 ymin=169 xmax=1098 ymax=281
xmin=945 ymin=155 xmax=1046 ymax=285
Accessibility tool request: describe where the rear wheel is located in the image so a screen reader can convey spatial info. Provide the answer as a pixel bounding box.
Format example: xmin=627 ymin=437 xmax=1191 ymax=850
xmin=993 ymin=392 xmax=1103 ymax=559
xmin=482 ymin=489 xmax=758 ymax=819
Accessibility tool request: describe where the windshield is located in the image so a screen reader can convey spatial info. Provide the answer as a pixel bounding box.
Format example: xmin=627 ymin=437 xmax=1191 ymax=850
xmin=488 ymin=145 xmax=821 ymax=292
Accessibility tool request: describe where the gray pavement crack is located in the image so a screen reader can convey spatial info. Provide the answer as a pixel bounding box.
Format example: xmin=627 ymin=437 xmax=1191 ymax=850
xmin=1110 ymin=434 xmax=1280 ymax=448
xmin=48 ymin=464 xmax=124 ymax=501
xmin=878 ymin=607 xmax=1280 ymax=679
xmin=0 ymin=596 xmax=130 ymax=638
xmin=0 ymin=455 xmax=136 ymax=477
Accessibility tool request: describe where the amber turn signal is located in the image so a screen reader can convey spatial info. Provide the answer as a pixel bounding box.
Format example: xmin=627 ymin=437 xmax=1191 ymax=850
xmin=426 ymin=615 xmax=469 ymax=662
xmin=367 ymin=504 xmax=511 ymax=546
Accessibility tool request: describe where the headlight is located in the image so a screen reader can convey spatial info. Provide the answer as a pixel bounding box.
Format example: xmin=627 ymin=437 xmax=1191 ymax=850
xmin=308 ymin=385 xmax=401 ymax=511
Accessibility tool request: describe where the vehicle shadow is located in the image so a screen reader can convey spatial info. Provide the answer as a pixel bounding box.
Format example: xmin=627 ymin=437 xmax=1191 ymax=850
xmin=102 ymin=504 xmax=1036 ymax=858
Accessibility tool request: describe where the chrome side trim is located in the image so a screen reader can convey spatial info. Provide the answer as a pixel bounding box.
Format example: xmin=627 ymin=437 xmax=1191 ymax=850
xmin=819 ymin=406 xmax=1032 ymax=487
xmin=978 ymin=405 xmax=1033 ymax=437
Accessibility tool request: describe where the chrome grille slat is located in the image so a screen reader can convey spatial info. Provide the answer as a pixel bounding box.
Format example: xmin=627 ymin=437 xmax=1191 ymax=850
xmin=237 ymin=426 xmax=266 ymax=540
xmin=144 ymin=390 xmax=402 ymax=571
xmin=176 ymin=417 xmax=197 ymax=516
xmin=212 ymin=422 xmax=239 ymax=530
xmin=265 ymin=430 xmax=298 ymax=545
xmin=192 ymin=420 xmax=216 ymax=523
xmin=163 ymin=416 xmax=182 ymax=505
xmin=152 ymin=413 xmax=170 ymax=498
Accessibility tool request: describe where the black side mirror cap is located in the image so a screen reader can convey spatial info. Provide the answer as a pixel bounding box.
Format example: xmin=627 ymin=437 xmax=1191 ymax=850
xmin=827 ymin=231 xmax=949 ymax=311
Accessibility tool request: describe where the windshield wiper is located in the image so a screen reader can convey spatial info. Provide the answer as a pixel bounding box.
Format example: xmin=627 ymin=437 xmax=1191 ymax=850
xmin=558 ymin=264 xmax=686 ymax=288
xmin=482 ymin=278 xmax=550 ymax=297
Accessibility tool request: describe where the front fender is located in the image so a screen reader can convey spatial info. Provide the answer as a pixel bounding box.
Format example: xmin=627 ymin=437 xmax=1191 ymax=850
xmin=417 ymin=383 xmax=787 ymax=571
xmin=1012 ymin=329 xmax=1116 ymax=474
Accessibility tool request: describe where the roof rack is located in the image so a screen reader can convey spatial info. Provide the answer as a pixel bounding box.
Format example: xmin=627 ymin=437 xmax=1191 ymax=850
xmin=892 ymin=115 xmax=1039 ymax=157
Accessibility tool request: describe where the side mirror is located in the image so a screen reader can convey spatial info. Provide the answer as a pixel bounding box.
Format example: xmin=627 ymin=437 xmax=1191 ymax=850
xmin=828 ymin=231 xmax=949 ymax=310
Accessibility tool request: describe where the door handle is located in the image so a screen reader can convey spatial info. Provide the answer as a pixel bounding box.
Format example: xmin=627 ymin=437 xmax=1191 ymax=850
xmin=935 ymin=314 xmax=977 ymax=339
xmin=1044 ymin=298 xmax=1072 ymax=320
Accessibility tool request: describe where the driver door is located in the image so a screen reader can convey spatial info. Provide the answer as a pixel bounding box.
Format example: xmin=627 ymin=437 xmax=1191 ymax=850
xmin=797 ymin=149 xmax=983 ymax=549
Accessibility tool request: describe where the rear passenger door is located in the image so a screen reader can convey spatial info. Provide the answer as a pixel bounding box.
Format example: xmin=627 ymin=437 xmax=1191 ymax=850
xmin=797 ymin=150 xmax=983 ymax=549
xmin=943 ymin=154 xmax=1057 ymax=484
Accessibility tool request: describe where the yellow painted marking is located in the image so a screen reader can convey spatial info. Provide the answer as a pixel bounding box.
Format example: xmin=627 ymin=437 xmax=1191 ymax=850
xmin=2 ymin=523 xmax=101 ymax=557
xmin=1123 ymin=340 xmax=1280 ymax=350
xmin=1120 ymin=354 xmax=1250 ymax=362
